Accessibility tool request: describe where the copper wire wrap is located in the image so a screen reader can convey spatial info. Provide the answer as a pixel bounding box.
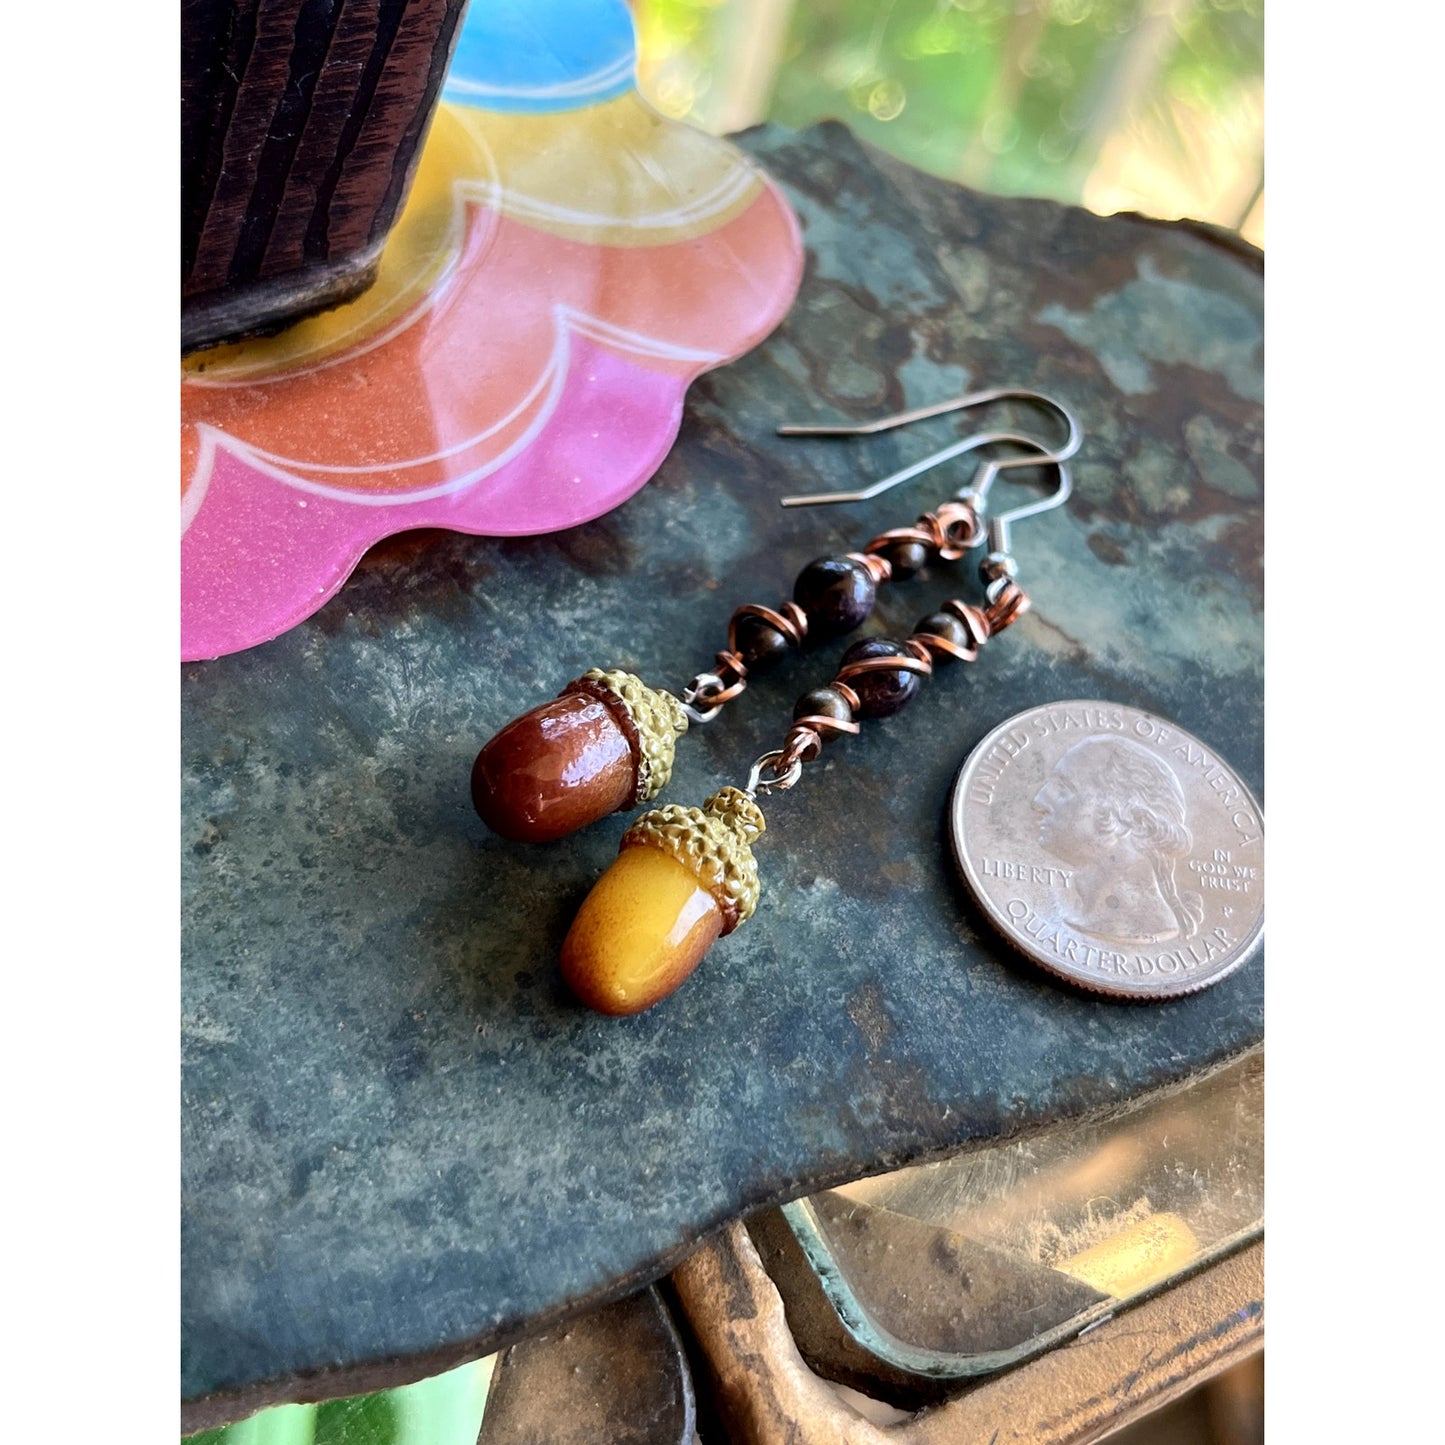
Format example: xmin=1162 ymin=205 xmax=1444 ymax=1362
xmin=703 ymin=651 xmax=749 ymax=706
xmin=845 ymin=551 xmax=893 ymax=585
xmin=941 ymin=599 xmax=993 ymax=648
xmin=779 ymin=725 xmax=826 ymax=770
xmin=691 ymin=602 xmax=810 ymax=716
xmin=782 ymin=682 xmax=862 ymax=768
xmin=761 ymin=582 xmax=1034 ymax=789
xmin=913 ymin=629 xmax=977 ymax=664
xmin=792 ymin=712 xmax=860 ymax=740
xmin=982 ymin=579 xmax=1031 ymax=632
xmin=909 ymin=584 xmax=1030 ymax=663
xmin=689 ymin=511 xmax=1014 ymax=735
xmin=863 ymin=500 xmax=984 ymax=566
xmin=919 ymin=600 xmax=991 ymax=663
xmin=835 ymin=651 xmax=934 ymax=687
xmin=726 ymin=601 xmax=809 ymax=654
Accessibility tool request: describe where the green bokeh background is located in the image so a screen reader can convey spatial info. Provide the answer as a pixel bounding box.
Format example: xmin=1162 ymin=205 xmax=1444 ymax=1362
xmin=636 ymin=0 xmax=1263 ymax=242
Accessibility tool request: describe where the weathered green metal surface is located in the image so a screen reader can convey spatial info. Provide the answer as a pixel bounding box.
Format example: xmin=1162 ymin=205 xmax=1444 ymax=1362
xmin=181 ymin=122 xmax=1262 ymax=1427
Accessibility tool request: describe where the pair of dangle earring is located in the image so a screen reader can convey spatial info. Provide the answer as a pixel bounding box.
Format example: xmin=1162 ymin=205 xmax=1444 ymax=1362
xmin=470 ymin=390 xmax=1081 ymax=1013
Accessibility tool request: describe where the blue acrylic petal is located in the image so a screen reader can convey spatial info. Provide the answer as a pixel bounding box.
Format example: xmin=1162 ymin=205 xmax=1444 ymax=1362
xmin=443 ymin=0 xmax=636 ymax=113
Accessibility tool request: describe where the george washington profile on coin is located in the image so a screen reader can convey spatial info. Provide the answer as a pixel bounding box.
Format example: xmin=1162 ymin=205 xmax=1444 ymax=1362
xmin=1032 ymin=735 xmax=1204 ymax=947
xmin=950 ymin=701 xmax=1263 ymax=999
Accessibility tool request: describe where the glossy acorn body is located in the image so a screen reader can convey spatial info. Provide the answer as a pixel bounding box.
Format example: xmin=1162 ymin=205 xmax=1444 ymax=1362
xmin=561 ymin=847 xmax=725 ymax=1014
xmin=472 ymin=670 xmax=687 ymax=843
xmin=471 ymin=691 xmax=634 ymax=842
xmin=561 ymin=788 xmax=765 ymax=1015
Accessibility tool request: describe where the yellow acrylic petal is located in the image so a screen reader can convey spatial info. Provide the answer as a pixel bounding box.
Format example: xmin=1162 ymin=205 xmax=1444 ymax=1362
xmin=450 ymin=95 xmax=763 ymax=246
xmin=183 ymin=106 xmax=495 ymax=381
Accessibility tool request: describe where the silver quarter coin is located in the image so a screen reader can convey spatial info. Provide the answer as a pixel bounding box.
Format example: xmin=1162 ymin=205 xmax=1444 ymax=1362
xmin=949 ymin=701 xmax=1263 ymax=999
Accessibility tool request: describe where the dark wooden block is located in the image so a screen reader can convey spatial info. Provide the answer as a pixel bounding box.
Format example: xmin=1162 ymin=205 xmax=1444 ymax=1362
xmin=181 ymin=0 xmax=469 ymax=352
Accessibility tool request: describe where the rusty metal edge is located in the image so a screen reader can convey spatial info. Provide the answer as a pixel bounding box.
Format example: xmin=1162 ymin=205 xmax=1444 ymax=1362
xmin=672 ymin=1218 xmax=1262 ymax=1445
xmin=182 ymin=1048 xmax=1263 ymax=1435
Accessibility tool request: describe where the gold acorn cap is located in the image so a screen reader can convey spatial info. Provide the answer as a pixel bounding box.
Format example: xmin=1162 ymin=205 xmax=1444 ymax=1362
xmin=565 ymin=669 xmax=689 ymax=805
xmin=620 ymin=786 xmax=765 ymax=934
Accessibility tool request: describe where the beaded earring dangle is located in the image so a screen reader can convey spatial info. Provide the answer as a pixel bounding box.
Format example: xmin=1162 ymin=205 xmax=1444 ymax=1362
xmin=470 ymin=390 xmax=1080 ymax=846
xmin=555 ymin=403 xmax=1080 ymax=1015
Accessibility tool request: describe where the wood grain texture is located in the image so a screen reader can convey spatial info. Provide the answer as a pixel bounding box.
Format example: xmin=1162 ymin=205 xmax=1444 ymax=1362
xmin=180 ymin=0 xmax=467 ymax=349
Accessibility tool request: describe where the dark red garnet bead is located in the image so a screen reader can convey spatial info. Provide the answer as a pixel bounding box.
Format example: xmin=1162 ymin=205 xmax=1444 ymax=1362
xmin=840 ymin=639 xmax=921 ymax=718
xmin=792 ymin=556 xmax=876 ymax=639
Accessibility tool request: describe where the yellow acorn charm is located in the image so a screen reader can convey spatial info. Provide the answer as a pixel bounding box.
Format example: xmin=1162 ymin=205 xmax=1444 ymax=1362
xmin=561 ymin=787 xmax=765 ymax=1015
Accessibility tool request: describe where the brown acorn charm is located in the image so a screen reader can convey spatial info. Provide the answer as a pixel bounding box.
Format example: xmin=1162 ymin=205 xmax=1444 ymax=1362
xmin=472 ymin=670 xmax=688 ymax=843
xmin=560 ymin=787 xmax=765 ymax=1015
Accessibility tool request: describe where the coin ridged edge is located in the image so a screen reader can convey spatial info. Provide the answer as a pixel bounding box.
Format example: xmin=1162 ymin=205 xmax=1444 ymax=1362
xmin=947 ymin=701 xmax=1264 ymax=1002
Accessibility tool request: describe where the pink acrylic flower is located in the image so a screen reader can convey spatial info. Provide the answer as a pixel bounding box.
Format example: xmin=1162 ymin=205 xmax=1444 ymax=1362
xmin=181 ymin=0 xmax=801 ymax=659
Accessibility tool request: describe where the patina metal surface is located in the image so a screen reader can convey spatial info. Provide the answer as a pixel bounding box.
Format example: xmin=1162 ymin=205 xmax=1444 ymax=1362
xmin=181 ymin=122 xmax=1263 ymax=1425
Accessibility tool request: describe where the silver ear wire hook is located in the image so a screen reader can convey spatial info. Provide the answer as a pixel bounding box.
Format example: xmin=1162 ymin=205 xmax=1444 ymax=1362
xmin=975 ymin=449 xmax=1074 ymax=541
xmin=980 ymin=456 xmax=1072 ymax=590
xmin=775 ymin=387 xmax=1080 ymax=513
xmin=778 ymin=428 xmax=1055 ymax=507
xmin=778 ymin=385 xmax=1080 ymax=447
xmin=775 ymin=388 xmax=1079 ymax=595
